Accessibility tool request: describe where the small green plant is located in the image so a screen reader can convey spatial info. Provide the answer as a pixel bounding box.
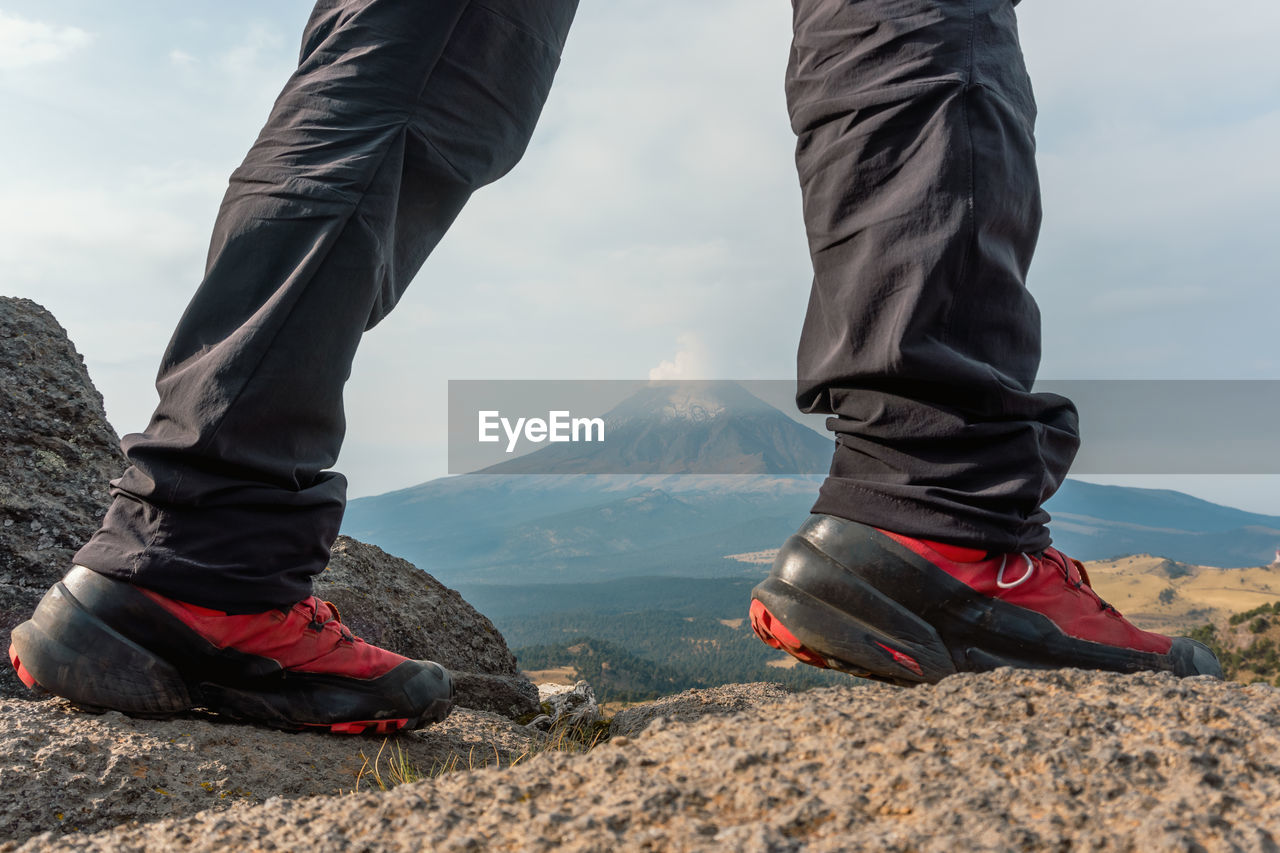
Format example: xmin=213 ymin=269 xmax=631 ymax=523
xmin=1158 ymin=587 xmax=1177 ymax=606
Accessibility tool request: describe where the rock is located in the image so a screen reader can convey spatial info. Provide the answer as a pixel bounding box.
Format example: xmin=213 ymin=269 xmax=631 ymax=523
xmin=316 ymin=538 xmax=538 ymax=718
xmin=0 ymin=298 xmax=123 ymax=699
xmin=528 ymin=681 xmax=600 ymax=732
xmin=609 ymin=681 xmax=791 ymax=737
xmin=0 ymin=298 xmax=536 ymax=718
xmin=13 ymin=669 xmax=1280 ymax=852
xmin=0 ymin=697 xmax=546 ymax=846
xmin=449 ymin=671 xmax=539 ymax=720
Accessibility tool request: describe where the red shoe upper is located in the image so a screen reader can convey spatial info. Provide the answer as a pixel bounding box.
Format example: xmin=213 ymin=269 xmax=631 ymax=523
xmin=140 ymin=591 xmax=410 ymax=679
xmin=879 ymin=531 xmax=1173 ymax=654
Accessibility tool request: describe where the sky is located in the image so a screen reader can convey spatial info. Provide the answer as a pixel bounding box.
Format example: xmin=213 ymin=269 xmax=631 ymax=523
xmin=2 ymin=1 xmax=1278 ymax=511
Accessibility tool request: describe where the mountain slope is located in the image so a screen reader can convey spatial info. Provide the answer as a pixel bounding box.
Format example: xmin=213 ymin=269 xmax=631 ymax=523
xmin=1046 ymin=480 xmax=1280 ymax=533
xmin=1045 ymin=480 xmax=1280 ymax=566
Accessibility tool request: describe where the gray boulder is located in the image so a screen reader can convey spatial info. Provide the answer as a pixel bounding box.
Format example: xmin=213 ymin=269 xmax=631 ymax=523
xmin=0 ymin=297 xmax=535 ymax=717
xmin=0 ymin=298 xmax=123 ymax=698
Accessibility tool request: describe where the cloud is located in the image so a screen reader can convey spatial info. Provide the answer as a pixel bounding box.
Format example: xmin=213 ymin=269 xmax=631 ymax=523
xmin=169 ymin=49 xmax=197 ymax=67
xmin=0 ymin=12 xmax=91 ymax=69
xmin=649 ymin=334 xmax=712 ymax=380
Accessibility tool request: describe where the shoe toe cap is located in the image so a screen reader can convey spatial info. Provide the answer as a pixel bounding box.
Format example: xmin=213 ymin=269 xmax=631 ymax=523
xmin=400 ymin=659 xmax=455 ymax=713
xmin=1169 ymin=637 xmax=1225 ymax=679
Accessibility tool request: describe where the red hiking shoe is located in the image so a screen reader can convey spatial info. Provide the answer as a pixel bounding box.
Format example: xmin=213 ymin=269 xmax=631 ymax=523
xmin=750 ymin=514 xmax=1221 ymax=684
xmin=8 ymin=566 xmax=453 ymax=733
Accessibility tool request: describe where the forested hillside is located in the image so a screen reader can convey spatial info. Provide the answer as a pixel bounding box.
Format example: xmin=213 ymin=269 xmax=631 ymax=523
xmin=510 ymin=608 xmax=851 ymax=701
xmin=1190 ymin=601 xmax=1280 ymax=685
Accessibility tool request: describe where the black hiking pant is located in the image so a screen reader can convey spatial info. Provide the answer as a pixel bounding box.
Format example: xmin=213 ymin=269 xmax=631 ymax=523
xmin=75 ymin=0 xmax=1077 ymax=612
xmin=790 ymin=0 xmax=1078 ymax=554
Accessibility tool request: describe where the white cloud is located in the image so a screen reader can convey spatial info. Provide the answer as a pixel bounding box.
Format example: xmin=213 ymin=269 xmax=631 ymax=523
xmin=169 ymin=49 xmax=197 ymax=67
xmin=649 ymin=334 xmax=712 ymax=380
xmin=0 ymin=11 xmax=91 ymax=69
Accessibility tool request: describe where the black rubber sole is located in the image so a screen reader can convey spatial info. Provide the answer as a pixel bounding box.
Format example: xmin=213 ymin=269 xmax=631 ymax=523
xmin=9 ymin=567 xmax=455 ymax=733
xmin=750 ymin=515 xmax=1223 ymax=685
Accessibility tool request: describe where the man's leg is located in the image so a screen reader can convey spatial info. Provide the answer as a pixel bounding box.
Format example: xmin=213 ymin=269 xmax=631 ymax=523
xmin=74 ymin=0 xmax=577 ymax=613
xmin=789 ymin=0 xmax=1074 ymax=552
xmin=750 ymin=0 xmax=1220 ymax=682
xmin=10 ymin=0 xmax=579 ymax=729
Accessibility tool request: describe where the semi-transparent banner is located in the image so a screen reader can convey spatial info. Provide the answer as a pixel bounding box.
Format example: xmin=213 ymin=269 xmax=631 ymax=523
xmin=447 ymin=379 xmax=1280 ymax=475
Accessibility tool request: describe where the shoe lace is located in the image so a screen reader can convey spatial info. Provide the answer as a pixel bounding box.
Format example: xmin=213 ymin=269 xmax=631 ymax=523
xmin=306 ymin=598 xmax=355 ymax=643
xmin=1043 ymin=549 xmax=1120 ymax=614
xmin=994 ymin=550 xmax=1121 ymax=614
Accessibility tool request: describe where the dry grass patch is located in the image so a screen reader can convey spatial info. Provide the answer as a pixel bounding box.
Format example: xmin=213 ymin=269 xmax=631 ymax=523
xmin=1086 ymin=555 xmax=1280 ymax=635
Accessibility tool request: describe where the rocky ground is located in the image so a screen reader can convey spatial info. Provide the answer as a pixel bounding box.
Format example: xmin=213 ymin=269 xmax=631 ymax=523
xmin=4 ymin=669 xmax=1279 ymax=851
xmin=0 ymin=696 xmax=545 ymax=843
